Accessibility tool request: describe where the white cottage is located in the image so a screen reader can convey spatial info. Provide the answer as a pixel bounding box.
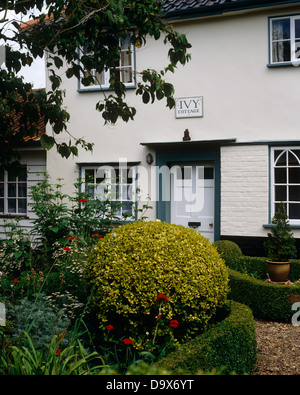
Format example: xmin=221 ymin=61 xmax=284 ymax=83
xmin=4 ymin=0 xmax=300 ymax=255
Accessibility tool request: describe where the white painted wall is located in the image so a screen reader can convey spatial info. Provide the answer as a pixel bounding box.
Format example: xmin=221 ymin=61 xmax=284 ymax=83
xmin=220 ymin=144 xmax=270 ymax=237
xmin=45 ymin=4 xmax=300 ymax=236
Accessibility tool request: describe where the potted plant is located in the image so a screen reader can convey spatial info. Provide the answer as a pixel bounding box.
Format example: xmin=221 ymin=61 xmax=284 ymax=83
xmin=264 ymin=202 xmax=297 ymax=282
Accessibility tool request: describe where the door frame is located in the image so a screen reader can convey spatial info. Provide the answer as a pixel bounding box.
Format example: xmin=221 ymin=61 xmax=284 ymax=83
xmin=155 ymin=143 xmax=221 ymax=242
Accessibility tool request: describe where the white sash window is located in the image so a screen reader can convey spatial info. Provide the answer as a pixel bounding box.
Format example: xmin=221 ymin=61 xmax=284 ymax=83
xmin=270 ymin=15 xmax=300 ymax=65
xmin=81 ymin=165 xmax=137 ymax=218
xmin=0 ymin=168 xmax=27 ymax=216
xmin=79 ymin=36 xmax=135 ymax=90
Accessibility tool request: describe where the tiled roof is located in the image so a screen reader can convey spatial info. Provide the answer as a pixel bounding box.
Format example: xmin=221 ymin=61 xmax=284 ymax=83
xmin=162 ymin=0 xmax=237 ymax=13
xmin=162 ymin=0 xmax=300 ymax=16
xmin=11 ymin=90 xmax=46 ymax=143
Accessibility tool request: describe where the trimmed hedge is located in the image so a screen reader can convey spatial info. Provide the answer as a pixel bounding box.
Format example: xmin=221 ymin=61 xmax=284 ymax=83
xmin=156 ymin=300 xmax=256 ymax=375
xmin=227 ymin=255 xmax=300 ymax=283
xmin=216 ymin=244 xmax=300 ymax=322
xmin=228 ymin=267 xmax=300 ymax=322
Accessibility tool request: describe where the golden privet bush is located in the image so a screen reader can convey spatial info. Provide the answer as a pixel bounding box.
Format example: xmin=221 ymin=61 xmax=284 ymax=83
xmin=85 ymin=221 xmax=229 ymax=350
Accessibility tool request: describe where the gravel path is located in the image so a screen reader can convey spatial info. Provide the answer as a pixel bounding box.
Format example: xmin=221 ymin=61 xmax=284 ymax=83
xmin=252 ymin=319 xmax=300 ymax=375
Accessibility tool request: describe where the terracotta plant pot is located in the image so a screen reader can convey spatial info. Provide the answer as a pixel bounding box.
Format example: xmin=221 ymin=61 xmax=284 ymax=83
xmin=267 ymin=260 xmax=290 ymax=283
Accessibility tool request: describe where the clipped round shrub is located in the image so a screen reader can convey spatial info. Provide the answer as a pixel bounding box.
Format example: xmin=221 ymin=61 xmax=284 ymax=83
xmin=213 ymin=240 xmax=243 ymax=267
xmin=86 ymin=221 xmax=229 ymax=350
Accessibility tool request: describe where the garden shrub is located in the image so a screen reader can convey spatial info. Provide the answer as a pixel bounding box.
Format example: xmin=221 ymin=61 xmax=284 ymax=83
xmin=156 ymin=300 xmax=257 ymax=375
xmin=213 ymin=240 xmax=243 ymax=268
xmin=10 ymin=293 xmax=70 ymax=349
xmin=86 ymin=221 xmax=229 ymax=352
xmin=228 ymin=268 xmax=300 ymax=322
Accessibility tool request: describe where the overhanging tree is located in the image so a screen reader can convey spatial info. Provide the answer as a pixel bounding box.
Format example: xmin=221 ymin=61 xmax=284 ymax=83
xmin=0 ymin=0 xmax=191 ymax=169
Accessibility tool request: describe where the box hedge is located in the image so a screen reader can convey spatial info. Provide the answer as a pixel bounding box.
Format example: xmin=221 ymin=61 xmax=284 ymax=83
xmin=156 ymin=300 xmax=257 ymax=375
xmin=228 ymin=266 xmax=300 ymax=322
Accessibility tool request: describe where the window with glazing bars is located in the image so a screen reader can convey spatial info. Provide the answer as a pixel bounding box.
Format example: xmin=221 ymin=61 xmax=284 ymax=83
xmin=0 ymin=168 xmax=27 ymax=215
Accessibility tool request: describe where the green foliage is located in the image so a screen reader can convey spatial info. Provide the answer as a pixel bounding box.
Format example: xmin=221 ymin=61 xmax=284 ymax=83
xmin=264 ymin=202 xmax=297 ymax=261
xmin=156 ymin=300 xmax=257 ymax=375
xmin=10 ymin=293 xmax=70 ymax=349
xmin=86 ymin=221 xmax=229 ymax=352
xmin=0 ymin=329 xmax=105 ymax=375
xmin=228 ymin=266 xmax=300 ymax=322
xmin=213 ymin=240 xmax=243 ymax=267
xmin=0 ymin=0 xmax=191 ymax=168
xmin=0 ymin=219 xmax=33 ymax=277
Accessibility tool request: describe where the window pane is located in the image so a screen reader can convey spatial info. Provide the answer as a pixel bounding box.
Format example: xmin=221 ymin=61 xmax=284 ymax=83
xmin=8 ymin=199 xmax=16 ymax=213
xmin=7 ymin=172 xmax=16 ymax=182
xmin=120 ymin=67 xmax=133 ymax=84
xmin=275 ymin=167 xmax=287 ymax=183
xmin=18 ymin=199 xmax=27 ymax=214
xmin=295 ymin=40 xmax=300 ymax=60
xmin=122 ymin=201 xmax=133 ymax=214
xmin=204 ymin=167 xmax=214 ymax=180
xmin=0 ymin=170 xmax=4 ymax=182
xmin=274 ymin=151 xmax=287 ymax=166
xmin=18 ymin=183 xmax=27 ymax=197
xmin=288 ymin=151 xmax=300 ymax=166
xmin=272 ymin=41 xmax=291 ymax=62
xmin=289 ymin=203 xmax=300 ymax=219
xmin=272 ymin=19 xmax=290 ymax=40
xmin=8 ymin=183 xmax=16 ymax=197
xmin=0 ymin=198 xmax=3 ymax=213
xmin=289 ymin=186 xmax=300 ymax=201
xmin=18 ymin=169 xmax=27 ymax=182
xmin=121 ymin=50 xmax=132 ymax=68
xmin=85 ymin=169 xmax=95 ymax=183
xmin=0 ymin=183 xmax=4 ymax=198
xmin=289 ymin=167 xmax=300 ymax=183
xmin=275 ymin=185 xmax=286 ymax=201
xmin=295 ymin=19 xmax=300 ymax=38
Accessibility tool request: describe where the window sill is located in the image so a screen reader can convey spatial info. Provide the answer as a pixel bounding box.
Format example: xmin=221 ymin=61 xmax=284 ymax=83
xmin=267 ymin=62 xmax=300 ymax=68
xmin=77 ymin=84 xmax=136 ymax=93
xmin=0 ymin=214 xmax=29 ymax=220
xmin=263 ymin=224 xmax=300 ymax=229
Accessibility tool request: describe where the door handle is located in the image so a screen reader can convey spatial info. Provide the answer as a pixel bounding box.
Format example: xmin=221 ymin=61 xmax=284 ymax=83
xmin=209 ymin=222 xmax=213 ymax=227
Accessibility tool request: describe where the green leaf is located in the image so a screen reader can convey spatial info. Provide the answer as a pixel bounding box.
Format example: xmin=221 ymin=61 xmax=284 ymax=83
xmin=142 ymin=91 xmax=150 ymax=104
xmin=40 ymin=134 xmax=55 ymax=150
xmin=48 ymin=226 xmax=60 ymax=233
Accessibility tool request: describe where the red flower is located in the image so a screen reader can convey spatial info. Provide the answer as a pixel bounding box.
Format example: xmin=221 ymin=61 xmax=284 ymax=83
xmin=13 ymin=278 xmax=18 ymax=285
xmin=92 ymin=234 xmax=101 ymax=238
xmin=169 ymin=320 xmax=179 ymax=328
xmin=63 ymin=246 xmax=71 ymax=252
xmin=123 ymin=338 xmax=133 ymax=345
xmin=156 ymin=294 xmax=168 ymax=302
xmin=156 ymin=315 xmax=162 ymax=319
xmin=67 ymin=236 xmax=74 ymax=241
xmin=55 ymin=348 xmax=61 ymax=356
xmin=79 ymin=198 xmax=87 ymax=203
xmin=106 ymin=324 xmax=114 ymax=331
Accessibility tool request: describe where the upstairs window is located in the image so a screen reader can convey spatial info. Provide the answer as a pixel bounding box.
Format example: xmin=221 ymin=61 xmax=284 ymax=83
xmin=0 ymin=168 xmax=27 ymax=216
xmin=269 ymin=15 xmax=300 ymax=65
xmin=79 ymin=36 xmax=135 ymax=91
xmin=271 ymin=148 xmax=300 ymax=224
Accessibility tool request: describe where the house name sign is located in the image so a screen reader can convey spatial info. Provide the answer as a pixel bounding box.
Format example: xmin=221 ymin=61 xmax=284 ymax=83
xmin=175 ymin=96 xmax=203 ymax=119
